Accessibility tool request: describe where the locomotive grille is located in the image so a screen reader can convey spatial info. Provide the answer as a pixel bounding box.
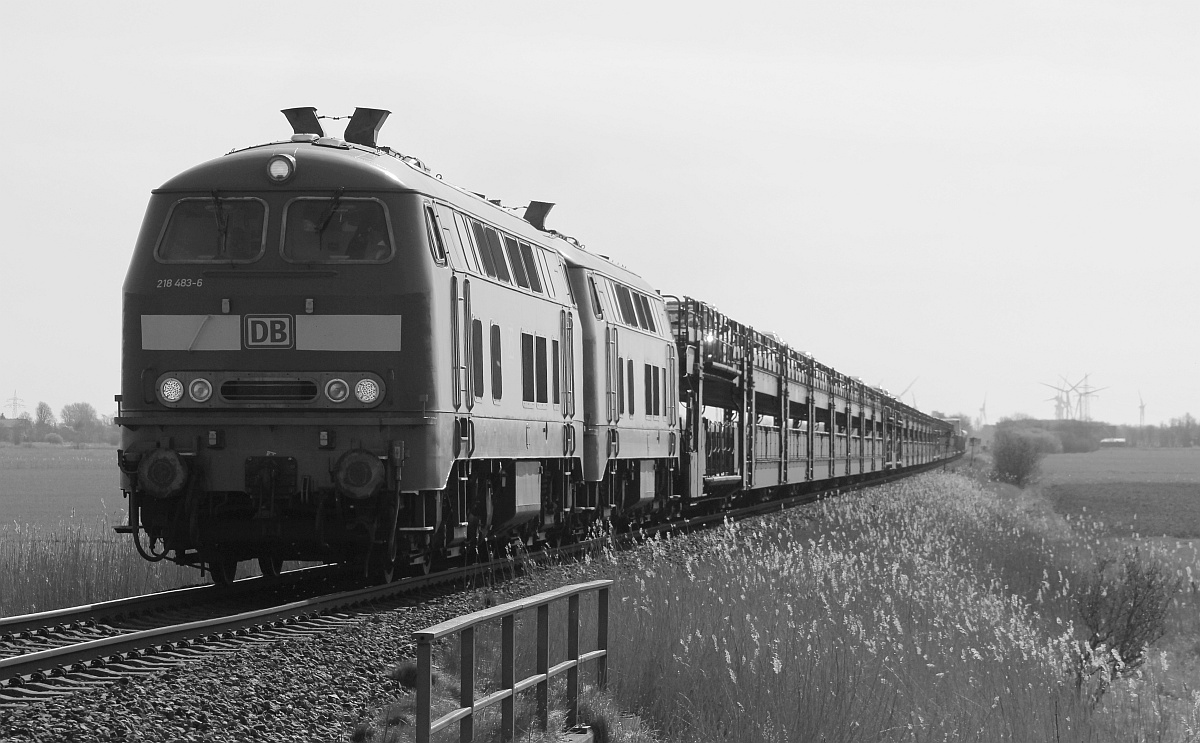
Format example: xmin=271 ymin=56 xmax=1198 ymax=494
xmin=220 ymin=379 xmax=318 ymax=402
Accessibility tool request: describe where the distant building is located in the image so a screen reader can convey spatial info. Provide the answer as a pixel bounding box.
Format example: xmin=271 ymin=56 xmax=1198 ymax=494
xmin=1099 ymin=438 xmax=1128 ymax=447
xmin=0 ymin=414 xmax=33 ymax=442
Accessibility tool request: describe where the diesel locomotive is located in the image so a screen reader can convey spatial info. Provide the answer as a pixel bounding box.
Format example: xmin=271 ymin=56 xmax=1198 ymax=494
xmin=115 ymin=107 xmax=962 ymax=584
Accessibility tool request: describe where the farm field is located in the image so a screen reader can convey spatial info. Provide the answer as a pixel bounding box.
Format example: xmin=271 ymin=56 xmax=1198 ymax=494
xmin=0 ymin=444 xmax=197 ymax=616
xmin=0 ymin=444 xmax=125 ymax=528
xmin=1040 ymin=448 xmax=1200 ymax=539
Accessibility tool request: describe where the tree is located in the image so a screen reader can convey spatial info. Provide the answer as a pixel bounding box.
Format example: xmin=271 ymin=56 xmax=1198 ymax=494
xmin=60 ymin=402 xmax=98 ymax=435
xmin=1075 ymin=547 xmax=1182 ymax=705
xmin=991 ymin=428 xmax=1043 ymax=487
xmin=34 ymin=401 xmax=56 ymax=436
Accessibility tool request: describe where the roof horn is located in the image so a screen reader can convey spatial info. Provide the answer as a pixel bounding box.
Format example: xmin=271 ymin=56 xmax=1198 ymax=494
xmin=344 ymin=107 xmax=391 ymax=148
xmin=282 ymin=107 xmax=324 ymax=137
xmin=524 ymin=201 xmax=555 ymax=231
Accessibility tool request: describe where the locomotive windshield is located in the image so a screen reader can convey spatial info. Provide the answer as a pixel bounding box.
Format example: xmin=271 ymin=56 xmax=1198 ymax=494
xmin=156 ymin=197 xmax=266 ymax=263
xmin=282 ymin=197 xmax=394 ymax=263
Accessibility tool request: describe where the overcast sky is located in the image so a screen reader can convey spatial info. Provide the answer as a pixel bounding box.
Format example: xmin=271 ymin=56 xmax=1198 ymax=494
xmin=1 ymin=1 xmax=1196 ymax=427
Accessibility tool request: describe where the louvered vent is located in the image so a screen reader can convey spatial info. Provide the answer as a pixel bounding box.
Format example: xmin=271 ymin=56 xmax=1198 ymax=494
xmin=220 ymin=379 xmax=318 ymax=402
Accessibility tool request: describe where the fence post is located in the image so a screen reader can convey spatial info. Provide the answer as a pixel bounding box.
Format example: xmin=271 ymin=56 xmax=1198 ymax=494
xmin=417 ymin=637 xmax=432 ymax=743
xmin=413 ymin=580 xmax=612 ymax=742
xmin=460 ymin=625 xmax=475 ymax=743
xmin=597 ymin=584 xmax=609 ymax=690
xmin=502 ymin=613 xmax=515 ymax=741
xmin=536 ymin=603 xmax=549 ymax=730
xmin=567 ymin=592 xmax=580 ymax=727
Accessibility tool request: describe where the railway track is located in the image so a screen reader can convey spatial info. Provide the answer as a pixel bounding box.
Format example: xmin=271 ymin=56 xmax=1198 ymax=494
xmin=0 ymin=458 xmax=957 ymax=707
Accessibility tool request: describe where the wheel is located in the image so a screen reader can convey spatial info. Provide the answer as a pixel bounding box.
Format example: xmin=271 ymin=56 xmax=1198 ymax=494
xmin=209 ymin=556 xmax=239 ymax=586
xmin=402 ymin=554 xmax=434 ymax=578
xmin=368 ymin=558 xmax=396 ymax=585
xmin=257 ymin=555 xmax=284 ymax=580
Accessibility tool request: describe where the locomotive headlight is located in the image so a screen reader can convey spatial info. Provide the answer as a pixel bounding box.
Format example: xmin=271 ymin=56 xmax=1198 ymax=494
xmin=325 ymin=378 xmax=350 ymax=403
xmin=160 ymin=377 xmax=184 ymax=403
xmin=188 ymin=377 xmax=213 ymax=403
xmin=354 ymin=379 xmax=380 ymax=404
xmin=266 ymin=154 xmax=296 ymax=183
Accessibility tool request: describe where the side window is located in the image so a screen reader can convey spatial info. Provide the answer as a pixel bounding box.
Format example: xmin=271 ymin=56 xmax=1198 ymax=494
xmin=471 ymin=320 xmax=485 ymax=399
xmin=468 ymin=219 xmax=499 ymax=279
xmin=632 ymin=291 xmax=649 ymax=329
xmin=638 ymin=294 xmax=657 ymax=332
xmin=536 ymin=249 xmax=556 ymax=298
xmin=450 ymin=210 xmax=480 ymax=274
xmin=653 ymin=366 xmax=661 ymax=416
xmin=587 ymin=276 xmax=604 ymax=319
xmin=519 ymin=242 xmax=544 ymax=293
xmin=627 ymin=359 xmax=635 ymax=415
xmin=424 ymin=205 xmax=448 ymax=266
xmin=618 ymin=356 xmax=625 ymax=415
xmin=614 ymin=284 xmax=638 ymax=326
xmin=521 ymin=333 xmax=536 ymax=403
xmin=503 ymin=235 xmax=530 ymax=289
xmin=644 ymin=364 xmax=653 ymax=415
xmin=535 ymin=336 xmax=548 ymax=404
xmin=483 ymin=226 xmax=512 ymax=284
xmin=552 ymin=339 xmax=560 ymax=407
xmin=490 ymin=324 xmax=503 ymax=400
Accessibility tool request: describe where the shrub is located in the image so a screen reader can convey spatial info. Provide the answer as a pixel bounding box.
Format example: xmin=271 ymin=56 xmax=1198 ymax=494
xmin=43 ymin=432 xmax=64 ymax=445
xmin=1075 ymin=546 xmax=1183 ymax=704
xmin=991 ymin=428 xmax=1044 ymax=487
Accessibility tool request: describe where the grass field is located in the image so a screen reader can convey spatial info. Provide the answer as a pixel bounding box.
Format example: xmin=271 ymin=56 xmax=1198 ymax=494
xmin=0 ymin=444 xmax=125 ymax=528
xmin=0 ymin=443 xmax=197 ymax=616
xmin=1042 ymin=448 xmax=1200 ymax=538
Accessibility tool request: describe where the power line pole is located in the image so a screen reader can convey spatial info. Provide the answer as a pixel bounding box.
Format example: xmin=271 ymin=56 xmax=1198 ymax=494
xmin=4 ymin=391 xmax=24 ymax=417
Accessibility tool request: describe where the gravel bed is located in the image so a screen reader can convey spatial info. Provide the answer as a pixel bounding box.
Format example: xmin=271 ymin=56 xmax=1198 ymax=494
xmin=0 ymin=580 xmax=558 ymax=743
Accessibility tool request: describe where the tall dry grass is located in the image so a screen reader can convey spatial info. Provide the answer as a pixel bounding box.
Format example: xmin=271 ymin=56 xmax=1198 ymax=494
xmin=0 ymin=517 xmax=197 ymax=617
xmin=506 ymin=471 xmax=1200 ymax=741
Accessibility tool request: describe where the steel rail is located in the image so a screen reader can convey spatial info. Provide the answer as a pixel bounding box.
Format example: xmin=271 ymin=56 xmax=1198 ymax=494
xmin=0 ymin=564 xmax=336 ymax=636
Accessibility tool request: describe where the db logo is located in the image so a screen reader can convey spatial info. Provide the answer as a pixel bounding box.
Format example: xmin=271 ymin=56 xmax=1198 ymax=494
xmin=244 ymin=315 xmax=294 ymax=348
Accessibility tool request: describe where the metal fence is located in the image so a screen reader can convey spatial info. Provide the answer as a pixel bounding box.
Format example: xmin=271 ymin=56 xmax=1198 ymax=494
xmin=414 ymin=579 xmax=612 ymax=743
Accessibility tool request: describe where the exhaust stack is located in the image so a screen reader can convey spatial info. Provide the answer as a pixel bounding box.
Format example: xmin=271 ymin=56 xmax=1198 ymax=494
xmin=344 ymin=107 xmax=391 ymax=148
xmin=281 ymin=107 xmax=324 ymax=137
xmin=523 ymin=201 xmax=555 ymax=231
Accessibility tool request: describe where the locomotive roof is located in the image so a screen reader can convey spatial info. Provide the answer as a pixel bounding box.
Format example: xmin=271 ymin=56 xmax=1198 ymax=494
xmin=156 ymin=135 xmax=658 ymax=296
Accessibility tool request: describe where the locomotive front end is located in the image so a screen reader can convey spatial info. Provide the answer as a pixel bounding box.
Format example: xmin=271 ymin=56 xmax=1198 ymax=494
xmin=116 ymin=112 xmax=450 ymax=583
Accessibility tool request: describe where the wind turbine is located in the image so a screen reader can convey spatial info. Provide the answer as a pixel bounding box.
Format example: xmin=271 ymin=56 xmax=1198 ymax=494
xmin=896 ymin=377 xmax=918 ymax=409
xmin=1139 ymin=392 xmax=1146 ymax=428
xmin=1073 ymin=374 xmax=1107 ymax=422
xmin=1040 ymin=381 xmax=1071 ymax=420
xmin=978 ymin=394 xmax=988 ymax=429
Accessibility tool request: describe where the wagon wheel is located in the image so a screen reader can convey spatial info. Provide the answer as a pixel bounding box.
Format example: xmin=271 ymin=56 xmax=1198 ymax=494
xmin=257 ymin=555 xmax=284 ymax=580
xmin=209 ymin=556 xmax=239 ymax=587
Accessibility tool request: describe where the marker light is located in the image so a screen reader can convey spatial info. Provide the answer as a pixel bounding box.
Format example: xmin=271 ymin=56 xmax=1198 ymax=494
xmin=266 ymin=154 xmax=296 ymax=183
xmin=325 ymin=378 xmax=350 ymax=403
xmin=188 ymin=378 xmax=213 ymax=403
xmin=160 ymin=377 xmax=184 ymax=403
xmin=354 ymin=379 xmax=380 ymax=404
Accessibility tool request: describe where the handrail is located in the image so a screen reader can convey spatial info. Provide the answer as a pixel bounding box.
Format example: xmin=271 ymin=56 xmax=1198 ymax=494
xmin=414 ymin=579 xmax=613 ymax=743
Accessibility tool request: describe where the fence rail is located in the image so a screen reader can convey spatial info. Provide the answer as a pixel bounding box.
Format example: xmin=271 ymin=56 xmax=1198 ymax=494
xmin=414 ymin=579 xmax=612 ymax=743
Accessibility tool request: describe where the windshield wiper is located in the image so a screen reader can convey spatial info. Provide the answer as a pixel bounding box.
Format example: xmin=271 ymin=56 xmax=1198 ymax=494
xmin=316 ymin=187 xmax=345 ymax=237
xmin=210 ymin=190 xmax=229 ymax=257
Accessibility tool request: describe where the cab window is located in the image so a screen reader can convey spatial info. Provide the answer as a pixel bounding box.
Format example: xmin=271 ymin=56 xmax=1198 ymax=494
xmin=281 ymin=197 xmax=394 ymax=263
xmin=157 ymin=197 xmax=266 ymax=263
